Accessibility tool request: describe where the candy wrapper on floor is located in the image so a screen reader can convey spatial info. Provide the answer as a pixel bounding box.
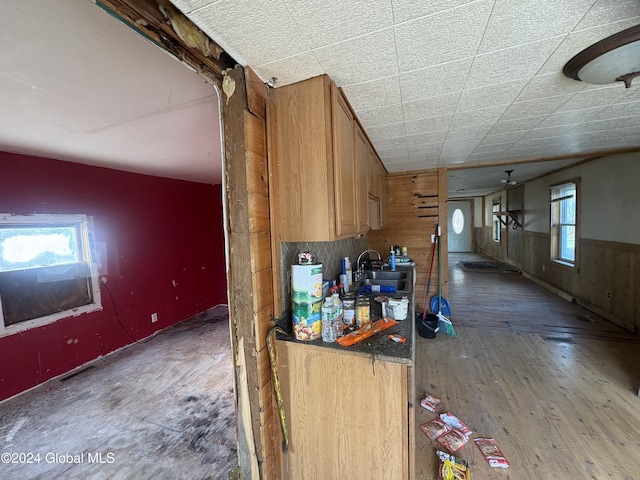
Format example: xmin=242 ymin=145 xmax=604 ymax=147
xmin=436 ymin=450 xmax=470 ymax=480
xmin=420 ymin=393 xmax=442 ymax=412
xmin=436 ymin=429 xmax=469 ymax=453
xmin=439 ymin=412 xmax=473 ymax=437
xmin=419 ymin=418 xmax=450 ymax=440
xmin=474 ymin=437 xmax=510 ymax=468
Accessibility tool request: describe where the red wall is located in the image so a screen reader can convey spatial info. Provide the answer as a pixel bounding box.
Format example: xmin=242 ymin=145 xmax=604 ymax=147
xmin=0 ymin=151 xmax=227 ymax=401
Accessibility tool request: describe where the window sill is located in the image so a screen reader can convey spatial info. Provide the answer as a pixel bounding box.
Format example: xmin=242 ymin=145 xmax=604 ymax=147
xmin=552 ymin=259 xmax=575 ymax=268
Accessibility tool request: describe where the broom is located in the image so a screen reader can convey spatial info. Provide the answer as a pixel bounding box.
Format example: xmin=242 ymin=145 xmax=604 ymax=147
xmin=435 ymin=225 xmax=456 ymax=337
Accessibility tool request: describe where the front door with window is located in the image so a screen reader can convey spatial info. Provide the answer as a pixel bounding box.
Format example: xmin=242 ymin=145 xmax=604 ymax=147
xmin=448 ymin=201 xmax=472 ymax=252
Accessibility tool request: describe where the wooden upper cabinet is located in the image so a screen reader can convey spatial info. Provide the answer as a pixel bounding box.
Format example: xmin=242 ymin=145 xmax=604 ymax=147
xmin=270 ymin=75 xmax=366 ymax=242
xmin=368 ymin=149 xmax=388 ymax=230
xmin=354 ymin=123 xmax=370 ymax=233
xmin=332 ymin=84 xmax=358 ymax=238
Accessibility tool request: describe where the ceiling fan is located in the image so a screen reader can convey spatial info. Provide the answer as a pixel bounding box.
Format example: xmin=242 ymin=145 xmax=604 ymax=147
xmin=501 ymin=170 xmax=517 ymax=188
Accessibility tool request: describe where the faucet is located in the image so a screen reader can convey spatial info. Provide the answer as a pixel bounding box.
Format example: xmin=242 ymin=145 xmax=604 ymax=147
xmin=356 ymin=249 xmax=382 ymax=278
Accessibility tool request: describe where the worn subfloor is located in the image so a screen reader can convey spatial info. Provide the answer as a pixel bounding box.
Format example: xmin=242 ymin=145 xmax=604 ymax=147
xmin=0 ymin=305 xmax=236 ymax=480
xmin=414 ymin=253 xmax=640 ymax=479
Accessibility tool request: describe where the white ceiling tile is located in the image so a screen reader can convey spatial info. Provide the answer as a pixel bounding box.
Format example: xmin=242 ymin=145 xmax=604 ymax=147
xmin=457 ymin=79 xmax=528 ymax=112
xmin=473 ymin=143 xmax=510 ymax=154
xmin=395 ymin=0 xmax=493 ymax=72
xmin=445 ymin=124 xmax=492 ymax=144
xmin=253 ymin=53 xmax=325 ymax=87
xmin=399 ymin=58 xmax=473 ymax=102
xmin=516 ymin=72 xmax=586 ymax=102
xmin=403 ymin=93 xmax=460 ymax=121
xmin=170 ymin=0 xmax=221 ymax=14
xmin=535 ymin=107 xmax=605 ymax=128
xmin=314 ymin=28 xmax=398 ymax=86
xmin=488 ymin=115 xmax=547 ymax=134
xmin=405 ymin=116 xmax=452 ymax=135
xmin=478 ymin=0 xmax=593 ymax=54
xmin=408 ymin=142 xmax=443 ymax=158
xmin=520 ymin=124 xmax=577 ymax=140
xmin=375 ymin=135 xmax=408 ymax=151
xmin=466 ymin=37 xmax=564 ymax=90
xmin=556 ymin=85 xmax=631 ymax=112
xmin=284 ymin=0 xmax=393 ymax=48
xmin=501 ymin=94 xmax=573 ymax=121
xmin=341 ymin=75 xmax=401 ymax=111
xmin=190 ymin=0 xmax=308 ymax=67
xmin=357 ymin=104 xmax=404 ymax=128
xmin=568 ymin=116 xmax=640 ymax=135
xmin=367 ymin=122 xmax=406 ymax=141
xmin=450 ymin=104 xmax=509 ymax=129
xmin=591 ymin=100 xmax=640 ymax=122
xmin=538 ymin=19 xmax=640 ymax=76
xmin=512 ymin=137 xmax=553 ymax=150
xmin=392 ymin=0 xmax=479 ymax=24
xmin=478 ymin=131 xmax=526 ymax=146
xmin=406 ymin=131 xmax=448 ymax=146
xmin=575 ymin=0 xmax=640 ymax=30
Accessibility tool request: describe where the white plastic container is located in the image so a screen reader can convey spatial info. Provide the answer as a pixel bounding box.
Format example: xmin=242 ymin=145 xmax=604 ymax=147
xmin=385 ymin=297 xmax=409 ymax=320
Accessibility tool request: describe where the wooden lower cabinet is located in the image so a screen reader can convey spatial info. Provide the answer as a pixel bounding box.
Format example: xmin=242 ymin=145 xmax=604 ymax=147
xmin=277 ymin=341 xmax=412 ymax=479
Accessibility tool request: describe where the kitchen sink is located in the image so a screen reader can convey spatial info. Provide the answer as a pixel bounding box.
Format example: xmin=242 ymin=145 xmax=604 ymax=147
xmin=363 ymin=271 xmax=407 ymax=280
xmin=363 ymin=278 xmax=407 ymax=291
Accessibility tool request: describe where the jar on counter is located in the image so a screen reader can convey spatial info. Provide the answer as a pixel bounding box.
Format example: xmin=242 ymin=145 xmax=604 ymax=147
xmin=343 ymin=294 xmax=355 ymax=327
xmin=355 ymin=296 xmax=370 ymax=329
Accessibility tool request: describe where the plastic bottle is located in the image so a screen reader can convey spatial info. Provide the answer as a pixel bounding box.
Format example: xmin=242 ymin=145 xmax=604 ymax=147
xmin=332 ymin=292 xmax=344 ymax=337
xmin=344 ymin=257 xmax=353 ymax=289
xmin=321 ymin=297 xmax=337 ymax=343
xmin=389 ymin=248 xmax=396 ymax=271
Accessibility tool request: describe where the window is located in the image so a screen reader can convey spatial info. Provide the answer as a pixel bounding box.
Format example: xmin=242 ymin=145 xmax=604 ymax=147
xmin=550 ymin=181 xmax=578 ymax=266
xmin=492 ymin=198 xmax=501 ymax=243
xmin=452 ymin=208 xmax=464 ymax=235
xmin=0 ymin=214 xmax=101 ymax=336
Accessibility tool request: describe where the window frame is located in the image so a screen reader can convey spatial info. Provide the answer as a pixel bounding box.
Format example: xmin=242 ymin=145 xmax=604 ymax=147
xmin=0 ymin=213 xmax=102 ymax=337
xmin=549 ymin=179 xmax=580 ymax=268
xmin=492 ymin=197 xmax=501 ymax=243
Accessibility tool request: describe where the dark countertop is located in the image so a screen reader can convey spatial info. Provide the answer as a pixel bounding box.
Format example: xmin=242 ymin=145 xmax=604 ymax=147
xmin=276 ymin=266 xmax=415 ymax=365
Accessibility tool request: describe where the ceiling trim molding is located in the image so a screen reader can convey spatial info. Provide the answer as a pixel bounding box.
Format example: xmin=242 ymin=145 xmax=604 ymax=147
xmin=95 ymin=0 xmax=236 ymax=83
xmin=446 ymin=147 xmax=640 ymax=172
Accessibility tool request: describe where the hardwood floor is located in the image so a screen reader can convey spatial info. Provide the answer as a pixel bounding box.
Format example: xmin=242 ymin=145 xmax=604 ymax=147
xmin=414 ymin=253 xmax=640 ymax=479
xmin=0 ymin=306 xmax=236 ymax=480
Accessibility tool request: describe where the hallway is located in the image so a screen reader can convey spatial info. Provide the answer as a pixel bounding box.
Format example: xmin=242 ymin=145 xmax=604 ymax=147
xmin=0 ymin=306 xmax=236 ymax=480
xmin=414 ymin=253 xmax=640 ymax=479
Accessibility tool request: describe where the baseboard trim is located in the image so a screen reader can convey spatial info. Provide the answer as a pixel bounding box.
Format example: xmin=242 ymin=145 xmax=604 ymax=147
xmin=522 ymin=271 xmax=575 ymax=303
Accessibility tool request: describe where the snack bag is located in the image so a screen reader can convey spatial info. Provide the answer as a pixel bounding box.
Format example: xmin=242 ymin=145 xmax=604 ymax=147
xmin=436 ymin=450 xmax=471 ymax=480
xmin=439 ymin=412 xmax=473 ymax=438
xmin=420 ymin=393 xmax=442 ymax=412
xmin=436 ymin=429 xmax=468 ymax=453
xmin=474 ymin=437 xmax=510 ymax=468
xmin=419 ymin=418 xmax=451 ymax=440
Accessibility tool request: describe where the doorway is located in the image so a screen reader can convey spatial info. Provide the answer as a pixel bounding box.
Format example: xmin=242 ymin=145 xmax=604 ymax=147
xmin=448 ymin=200 xmax=472 ymax=252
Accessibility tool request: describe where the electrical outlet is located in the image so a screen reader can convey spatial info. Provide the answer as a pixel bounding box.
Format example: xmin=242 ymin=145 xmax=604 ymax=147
xmin=541 ymin=264 xmax=545 ymax=272
xmin=151 ymin=312 xmax=158 ymax=323
xmin=606 ymin=291 xmax=612 ymax=299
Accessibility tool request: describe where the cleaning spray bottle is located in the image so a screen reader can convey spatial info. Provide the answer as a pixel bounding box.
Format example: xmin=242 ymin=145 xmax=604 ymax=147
xmin=389 ymin=247 xmax=396 ymax=271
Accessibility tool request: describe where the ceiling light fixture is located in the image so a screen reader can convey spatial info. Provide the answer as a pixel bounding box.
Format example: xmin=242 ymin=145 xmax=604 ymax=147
xmin=501 ymin=170 xmax=516 ymax=188
xmin=563 ymin=24 xmax=640 ymax=88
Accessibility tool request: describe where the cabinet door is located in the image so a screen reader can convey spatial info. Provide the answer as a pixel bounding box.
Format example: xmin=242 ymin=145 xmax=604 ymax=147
xmin=355 ymin=124 xmax=370 ymax=233
xmin=376 ymin=153 xmax=388 ymax=229
xmin=332 ymin=86 xmax=357 ymax=238
xmin=278 ymin=342 xmax=409 ymax=480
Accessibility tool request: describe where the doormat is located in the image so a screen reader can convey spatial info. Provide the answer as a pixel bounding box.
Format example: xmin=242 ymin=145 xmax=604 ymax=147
xmin=457 ymin=261 xmax=520 ymax=273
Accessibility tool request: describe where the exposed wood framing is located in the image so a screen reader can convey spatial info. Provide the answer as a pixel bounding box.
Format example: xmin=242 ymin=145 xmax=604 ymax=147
xmin=95 ymin=0 xmax=235 ymax=83
xmin=91 ymin=2 xmax=276 ymax=478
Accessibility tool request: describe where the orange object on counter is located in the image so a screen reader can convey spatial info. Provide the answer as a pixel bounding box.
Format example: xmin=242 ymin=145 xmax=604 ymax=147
xmin=387 ymin=334 xmax=406 ymax=344
xmin=336 ymin=317 xmax=397 ymax=347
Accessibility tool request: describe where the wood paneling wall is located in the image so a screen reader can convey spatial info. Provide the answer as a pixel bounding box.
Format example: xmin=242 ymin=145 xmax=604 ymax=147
xmin=522 ymin=231 xmax=640 ymax=333
xmin=368 ymin=169 xmax=448 ymax=311
xmin=223 ymin=66 xmax=279 ymax=480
